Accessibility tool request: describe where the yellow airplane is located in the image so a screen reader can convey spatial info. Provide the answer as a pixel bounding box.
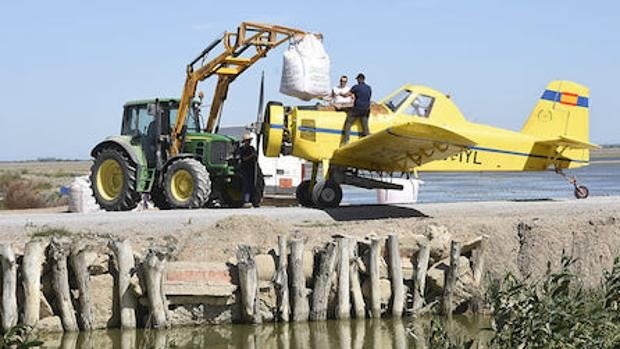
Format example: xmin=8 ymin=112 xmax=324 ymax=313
xmin=258 ymin=80 xmax=598 ymax=208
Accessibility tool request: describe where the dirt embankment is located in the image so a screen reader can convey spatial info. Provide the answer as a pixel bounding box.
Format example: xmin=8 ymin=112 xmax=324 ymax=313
xmin=175 ymin=209 xmax=620 ymax=289
xmin=1 ymin=199 xmax=619 ymax=289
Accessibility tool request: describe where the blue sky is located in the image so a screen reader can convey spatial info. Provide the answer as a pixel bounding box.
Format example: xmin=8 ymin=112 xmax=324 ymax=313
xmin=0 ymin=1 xmax=618 ymax=161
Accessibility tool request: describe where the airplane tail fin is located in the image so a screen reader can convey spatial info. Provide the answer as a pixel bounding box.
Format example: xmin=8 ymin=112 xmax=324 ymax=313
xmin=521 ymin=80 xmax=593 ymax=164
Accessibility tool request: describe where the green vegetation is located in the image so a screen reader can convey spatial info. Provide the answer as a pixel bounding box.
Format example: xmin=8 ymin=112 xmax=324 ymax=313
xmin=30 ymin=227 xmax=73 ymax=238
xmin=2 ymin=325 xmax=43 ymax=348
xmin=420 ymin=254 xmax=620 ymax=348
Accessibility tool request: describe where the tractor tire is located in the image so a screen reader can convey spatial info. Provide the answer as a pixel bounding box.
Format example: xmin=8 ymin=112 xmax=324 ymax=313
xmin=163 ymin=158 xmax=210 ymax=209
xmin=150 ymin=182 xmax=170 ymax=210
xmin=312 ymin=179 xmax=343 ymax=209
xmin=90 ymin=147 xmax=141 ymax=211
xmin=295 ymin=180 xmax=314 ymax=207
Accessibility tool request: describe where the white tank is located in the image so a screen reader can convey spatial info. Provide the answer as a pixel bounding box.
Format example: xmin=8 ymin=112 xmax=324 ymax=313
xmin=376 ymin=178 xmax=422 ymax=204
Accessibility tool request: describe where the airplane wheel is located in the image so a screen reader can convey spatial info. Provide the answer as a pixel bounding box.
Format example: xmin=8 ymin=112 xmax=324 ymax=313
xmin=312 ymin=179 xmax=342 ymax=209
xmin=574 ymin=185 xmax=589 ymax=199
xmin=295 ymin=180 xmax=314 ymax=207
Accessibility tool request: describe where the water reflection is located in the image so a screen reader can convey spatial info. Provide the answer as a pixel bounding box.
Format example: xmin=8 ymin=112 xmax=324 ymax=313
xmin=37 ymin=316 xmax=491 ymax=348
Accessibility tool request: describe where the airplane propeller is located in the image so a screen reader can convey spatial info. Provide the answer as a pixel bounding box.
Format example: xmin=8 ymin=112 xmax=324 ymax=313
xmin=253 ymin=71 xmax=266 ymax=152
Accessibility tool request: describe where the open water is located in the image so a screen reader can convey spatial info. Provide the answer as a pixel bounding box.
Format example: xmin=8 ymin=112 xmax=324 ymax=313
xmin=344 ymin=159 xmax=620 ymax=204
xmin=37 ymin=316 xmax=491 ymax=348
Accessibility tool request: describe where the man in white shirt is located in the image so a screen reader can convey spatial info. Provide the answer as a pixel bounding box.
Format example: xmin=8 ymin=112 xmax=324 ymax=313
xmin=330 ymin=75 xmax=354 ymax=110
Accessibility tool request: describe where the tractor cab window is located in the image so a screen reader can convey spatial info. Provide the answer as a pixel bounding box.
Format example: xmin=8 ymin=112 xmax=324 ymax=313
xmin=403 ymin=94 xmax=434 ymax=118
xmin=167 ymin=101 xmax=201 ymax=133
xmin=384 ymin=89 xmax=412 ymax=112
xmin=122 ymin=105 xmax=154 ymax=136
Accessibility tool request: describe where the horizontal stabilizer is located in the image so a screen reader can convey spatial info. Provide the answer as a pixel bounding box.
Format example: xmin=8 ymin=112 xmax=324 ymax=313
xmin=537 ymin=135 xmax=599 ymax=150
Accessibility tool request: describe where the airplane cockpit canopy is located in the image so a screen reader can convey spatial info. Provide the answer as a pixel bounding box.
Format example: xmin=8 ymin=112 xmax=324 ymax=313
xmin=383 ymin=88 xmax=435 ymax=118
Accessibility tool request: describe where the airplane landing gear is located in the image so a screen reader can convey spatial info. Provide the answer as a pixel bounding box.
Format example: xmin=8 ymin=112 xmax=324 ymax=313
xmin=295 ymin=180 xmax=314 ymax=207
xmin=555 ymin=167 xmax=589 ymax=199
xmin=574 ymin=185 xmax=589 ymax=199
xmin=312 ymin=179 xmax=343 ymax=208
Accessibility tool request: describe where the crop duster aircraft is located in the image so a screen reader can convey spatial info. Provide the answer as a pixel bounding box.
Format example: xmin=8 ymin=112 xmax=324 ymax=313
xmin=257 ymin=80 xmax=597 ymax=208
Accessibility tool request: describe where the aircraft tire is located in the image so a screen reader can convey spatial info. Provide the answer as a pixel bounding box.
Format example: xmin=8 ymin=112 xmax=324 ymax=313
xmin=574 ymin=185 xmax=589 ymax=199
xmin=295 ymin=180 xmax=314 ymax=207
xmin=312 ymin=179 xmax=342 ymax=209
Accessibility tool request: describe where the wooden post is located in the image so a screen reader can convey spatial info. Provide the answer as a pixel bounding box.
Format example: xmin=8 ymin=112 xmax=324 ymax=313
xmin=336 ymin=237 xmax=350 ymax=319
xmin=369 ymin=237 xmax=382 ymax=318
xmin=442 ymin=240 xmax=461 ymax=317
xmin=349 ymin=240 xmax=365 ymax=318
xmin=386 ymin=235 xmax=404 ymax=317
xmin=236 ymin=245 xmax=261 ymax=324
xmin=20 ymin=240 xmax=45 ymax=327
xmin=143 ymin=249 xmax=169 ymax=328
xmin=274 ymin=236 xmax=290 ymax=322
xmin=0 ymin=244 xmax=17 ymax=331
xmin=48 ymin=238 xmax=78 ymax=332
xmin=70 ymin=242 xmax=94 ymax=331
xmin=471 ymin=237 xmax=486 ymax=287
xmin=310 ymin=241 xmax=337 ymax=321
xmin=412 ymin=241 xmax=431 ymax=314
xmin=290 ymin=238 xmax=309 ymax=322
xmin=108 ymin=239 xmax=137 ymax=329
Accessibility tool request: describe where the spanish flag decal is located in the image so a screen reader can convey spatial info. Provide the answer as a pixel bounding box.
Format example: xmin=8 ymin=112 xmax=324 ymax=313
xmin=541 ymin=90 xmax=588 ymax=108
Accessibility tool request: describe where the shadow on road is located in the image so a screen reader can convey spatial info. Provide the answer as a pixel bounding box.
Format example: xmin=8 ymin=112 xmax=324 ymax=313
xmin=323 ymin=204 xmax=429 ymax=221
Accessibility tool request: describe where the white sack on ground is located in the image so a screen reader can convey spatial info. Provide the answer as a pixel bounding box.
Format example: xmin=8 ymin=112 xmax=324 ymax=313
xmin=280 ymin=34 xmax=331 ymax=101
xmin=69 ymin=176 xmax=100 ymax=213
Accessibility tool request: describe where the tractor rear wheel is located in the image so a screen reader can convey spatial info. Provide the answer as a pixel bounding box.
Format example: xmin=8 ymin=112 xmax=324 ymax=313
xmin=90 ymin=148 xmax=140 ymax=211
xmin=164 ymin=158 xmax=210 ymax=209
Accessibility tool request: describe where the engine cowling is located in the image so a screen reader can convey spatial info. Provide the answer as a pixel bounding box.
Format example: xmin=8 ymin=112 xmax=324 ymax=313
xmin=262 ymin=102 xmax=285 ymax=157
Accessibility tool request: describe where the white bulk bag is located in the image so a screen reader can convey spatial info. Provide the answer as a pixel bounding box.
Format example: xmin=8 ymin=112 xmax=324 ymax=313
xmin=68 ymin=176 xmax=100 ymax=213
xmin=280 ymin=34 xmax=331 ymax=100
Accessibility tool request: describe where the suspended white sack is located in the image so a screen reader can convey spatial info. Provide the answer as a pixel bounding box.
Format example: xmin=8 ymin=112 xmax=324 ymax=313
xmin=280 ymin=34 xmax=331 ymax=100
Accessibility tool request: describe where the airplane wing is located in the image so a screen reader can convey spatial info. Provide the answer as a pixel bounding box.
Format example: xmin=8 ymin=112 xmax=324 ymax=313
xmin=331 ymin=122 xmax=476 ymax=171
xmin=536 ymin=135 xmax=599 ymax=150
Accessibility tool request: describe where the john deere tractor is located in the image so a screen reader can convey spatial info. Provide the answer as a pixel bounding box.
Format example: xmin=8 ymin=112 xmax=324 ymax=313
xmin=89 ymin=22 xmax=313 ymax=211
xmin=90 ymin=98 xmax=264 ymax=210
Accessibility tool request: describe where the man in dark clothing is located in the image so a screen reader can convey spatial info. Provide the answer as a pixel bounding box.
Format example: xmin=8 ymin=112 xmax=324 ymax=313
xmin=341 ymin=73 xmax=372 ymax=145
xmin=236 ymin=133 xmax=258 ymax=208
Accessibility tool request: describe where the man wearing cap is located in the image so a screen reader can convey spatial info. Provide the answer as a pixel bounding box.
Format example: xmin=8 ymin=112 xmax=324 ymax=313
xmin=341 ymin=73 xmax=372 ymax=145
xmin=236 ymin=133 xmax=258 ymax=208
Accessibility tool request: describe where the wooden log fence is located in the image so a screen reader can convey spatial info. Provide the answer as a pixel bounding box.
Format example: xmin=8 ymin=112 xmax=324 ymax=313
xmin=0 ymin=231 xmax=486 ymax=334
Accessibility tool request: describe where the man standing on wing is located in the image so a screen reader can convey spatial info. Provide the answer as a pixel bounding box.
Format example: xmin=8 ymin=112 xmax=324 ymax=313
xmin=341 ymin=73 xmax=371 ymax=145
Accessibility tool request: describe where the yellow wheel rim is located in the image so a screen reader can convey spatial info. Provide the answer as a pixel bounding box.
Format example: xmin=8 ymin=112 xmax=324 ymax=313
xmin=97 ymin=159 xmax=123 ymax=201
xmin=170 ymin=169 xmax=194 ymax=202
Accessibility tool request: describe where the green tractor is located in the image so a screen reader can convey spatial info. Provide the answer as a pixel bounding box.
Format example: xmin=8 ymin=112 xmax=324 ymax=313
xmin=89 ymin=22 xmax=313 ymax=211
xmin=90 ymin=98 xmax=263 ymax=211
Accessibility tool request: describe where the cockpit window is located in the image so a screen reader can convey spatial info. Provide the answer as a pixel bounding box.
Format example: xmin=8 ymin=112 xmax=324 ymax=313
xmin=384 ymin=90 xmax=412 ymax=112
xmin=403 ymin=94 xmax=434 ymax=118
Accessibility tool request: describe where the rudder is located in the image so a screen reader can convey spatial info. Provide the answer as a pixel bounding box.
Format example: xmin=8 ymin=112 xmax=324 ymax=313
xmin=521 ymin=80 xmax=590 ymax=141
xmin=521 ymin=80 xmax=591 ymax=165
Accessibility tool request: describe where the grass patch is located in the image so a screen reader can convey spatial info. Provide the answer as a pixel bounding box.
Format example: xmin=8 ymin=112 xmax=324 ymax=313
xmin=31 ymin=227 xmax=74 ymax=238
xmin=294 ymin=220 xmax=341 ymax=228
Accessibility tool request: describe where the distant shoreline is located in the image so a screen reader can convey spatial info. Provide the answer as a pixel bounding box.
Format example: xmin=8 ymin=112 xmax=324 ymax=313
xmin=1 ymin=146 xmax=619 ymax=164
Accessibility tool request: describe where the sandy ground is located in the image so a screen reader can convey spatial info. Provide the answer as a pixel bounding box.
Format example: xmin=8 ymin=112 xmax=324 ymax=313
xmin=1 ymin=196 xmax=619 ymax=288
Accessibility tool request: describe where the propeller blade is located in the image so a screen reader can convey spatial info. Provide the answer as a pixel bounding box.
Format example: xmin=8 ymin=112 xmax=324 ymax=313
xmin=255 ymin=71 xmax=266 ymax=152
xmin=256 ymin=71 xmax=265 ymax=124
